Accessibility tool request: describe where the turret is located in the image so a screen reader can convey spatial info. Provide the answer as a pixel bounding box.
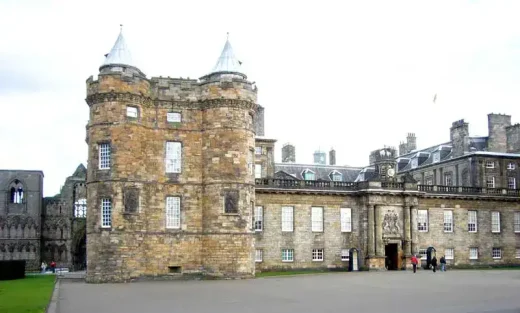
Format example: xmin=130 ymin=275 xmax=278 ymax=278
xmin=370 ymin=146 xmax=397 ymax=181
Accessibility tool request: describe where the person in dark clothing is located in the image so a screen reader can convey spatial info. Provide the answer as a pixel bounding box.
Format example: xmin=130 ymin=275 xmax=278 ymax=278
xmin=440 ymin=256 xmax=446 ymax=272
xmin=431 ymin=256 xmax=438 ymax=273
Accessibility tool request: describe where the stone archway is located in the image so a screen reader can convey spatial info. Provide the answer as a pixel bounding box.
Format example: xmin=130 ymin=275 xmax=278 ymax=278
xmin=71 ymin=224 xmax=86 ymax=271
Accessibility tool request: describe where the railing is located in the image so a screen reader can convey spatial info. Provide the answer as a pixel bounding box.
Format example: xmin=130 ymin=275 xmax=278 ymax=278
xmin=417 ymin=185 xmax=520 ymax=197
xmin=381 ymin=182 xmax=404 ymax=190
xmin=255 ymin=179 xmax=357 ymax=191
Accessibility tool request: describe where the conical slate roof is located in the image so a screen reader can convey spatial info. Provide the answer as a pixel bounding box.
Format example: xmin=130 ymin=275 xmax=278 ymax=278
xmin=206 ymin=35 xmax=246 ymax=79
xmin=102 ymin=27 xmax=134 ymax=68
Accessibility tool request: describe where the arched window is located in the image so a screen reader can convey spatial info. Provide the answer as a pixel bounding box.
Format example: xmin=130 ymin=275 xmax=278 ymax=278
xmin=9 ymin=180 xmax=24 ymax=204
xmin=74 ymin=199 xmax=87 ymax=218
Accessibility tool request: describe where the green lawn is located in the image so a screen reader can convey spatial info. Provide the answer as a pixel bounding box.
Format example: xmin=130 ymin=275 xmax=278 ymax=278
xmin=256 ymin=270 xmax=336 ymax=277
xmin=0 ymin=275 xmax=55 ymax=313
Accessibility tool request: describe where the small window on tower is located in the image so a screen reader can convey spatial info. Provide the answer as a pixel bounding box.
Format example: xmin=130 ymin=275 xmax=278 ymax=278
xmin=126 ymin=106 xmax=138 ymax=118
xmin=167 ymin=112 xmax=182 ymax=123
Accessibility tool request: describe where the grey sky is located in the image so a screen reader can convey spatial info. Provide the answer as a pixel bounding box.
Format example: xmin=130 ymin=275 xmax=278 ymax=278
xmin=1 ymin=0 xmax=520 ymax=196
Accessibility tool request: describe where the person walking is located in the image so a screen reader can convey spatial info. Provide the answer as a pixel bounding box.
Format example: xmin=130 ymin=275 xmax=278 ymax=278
xmin=411 ymin=255 xmax=418 ymax=273
xmin=431 ymin=256 xmax=438 ymax=273
xmin=41 ymin=262 xmax=47 ymax=274
xmin=50 ymin=260 xmax=56 ymax=273
xmin=440 ymin=255 xmax=446 ymax=272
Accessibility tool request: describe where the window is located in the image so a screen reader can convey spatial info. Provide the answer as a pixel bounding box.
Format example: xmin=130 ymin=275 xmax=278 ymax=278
xmin=311 ymin=207 xmax=323 ymax=232
xmin=126 ymin=106 xmax=138 ymax=118
xmin=508 ymin=162 xmax=516 ymax=170
xmin=468 ymin=210 xmax=477 ymax=232
xmin=302 ymin=169 xmax=315 ymax=180
xmin=425 ymin=177 xmax=433 ymax=186
xmin=9 ymin=180 xmax=24 ymax=204
xmin=312 ymin=249 xmax=324 ymax=261
xmin=492 ymin=211 xmax=500 ymax=233
xmin=254 ymin=206 xmax=263 ymax=231
xmin=254 ymin=164 xmax=262 ymax=179
xmin=331 ymin=171 xmax=342 ymax=182
xmin=165 ymin=141 xmax=182 ymax=173
xmin=166 ymin=197 xmax=181 ymax=229
xmin=508 ymin=177 xmax=516 ymax=189
xmin=444 ymin=174 xmax=453 ymax=186
xmin=341 ymin=249 xmax=350 ymax=261
xmin=281 ymin=206 xmax=294 ymax=232
xmin=433 ymin=153 xmax=440 ymax=163
xmin=74 ymin=198 xmax=87 ymax=218
xmin=167 ymin=112 xmax=181 ymax=123
xmin=445 ymin=248 xmax=454 ymax=260
xmin=255 ymin=249 xmax=263 ymax=262
xmin=255 ymin=147 xmax=262 ymax=155
xmin=492 ymin=248 xmax=501 ymax=259
xmin=469 ymin=248 xmax=478 ymax=260
xmin=340 ymin=208 xmax=352 ymax=232
xmin=99 ymin=143 xmax=111 ymax=170
xmin=444 ymin=210 xmax=453 ymax=232
xmin=417 ymin=210 xmax=428 ymax=232
xmin=411 ymin=158 xmax=418 ymax=169
xmin=486 ymin=161 xmax=495 ymax=168
xmin=486 ymin=176 xmax=495 ymax=188
xmin=514 ymin=212 xmax=520 ymax=233
xmin=282 ymin=249 xmax=294 ymax=262
xmin=516 ymin=248 xmax=520 ymax=259
xmin=101 ymin=198 xmax=112 ymax=228
xmin=418 ymin=248 xmax=427 ymax=260
xmin=248 ymin=150 xmax=254 ymax=175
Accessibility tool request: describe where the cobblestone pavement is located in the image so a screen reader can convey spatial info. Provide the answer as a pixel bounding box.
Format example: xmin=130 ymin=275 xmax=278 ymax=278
xmin=58 ymin=270 xmax=520 ymax=313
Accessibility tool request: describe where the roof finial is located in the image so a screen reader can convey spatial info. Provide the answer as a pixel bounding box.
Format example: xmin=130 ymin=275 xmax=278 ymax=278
xmin=120 ymin=24 xmax=123 ymax=33
xmin=227 ymin=32 xmax=229 ymax=40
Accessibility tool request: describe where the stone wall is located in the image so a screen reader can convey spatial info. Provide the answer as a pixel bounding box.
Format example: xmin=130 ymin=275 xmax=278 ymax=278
xmin=255 ymin=138 xmax=276 ymax=178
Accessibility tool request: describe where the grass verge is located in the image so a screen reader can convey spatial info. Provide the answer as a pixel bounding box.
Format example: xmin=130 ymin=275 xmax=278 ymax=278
xmin=0 ymin=275 xmax=55 ymax=313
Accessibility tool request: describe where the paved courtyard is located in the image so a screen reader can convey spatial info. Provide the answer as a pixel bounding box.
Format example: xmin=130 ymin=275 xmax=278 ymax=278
xmin=58 ymin=270 xmax=520 ymax=313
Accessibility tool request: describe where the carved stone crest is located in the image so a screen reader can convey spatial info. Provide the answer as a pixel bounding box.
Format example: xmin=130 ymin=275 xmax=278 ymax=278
xmin=224 ymin=190 xmax=239 ymax=214
xmin=382 ymin=210 xmax=401 ymax=234
xmin=124 ymin=188 xmax=140 ymax=213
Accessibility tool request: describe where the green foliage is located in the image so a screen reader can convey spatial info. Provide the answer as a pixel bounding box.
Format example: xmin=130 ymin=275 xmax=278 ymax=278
xmin=0 ymin=275 xmax=55 ymax=313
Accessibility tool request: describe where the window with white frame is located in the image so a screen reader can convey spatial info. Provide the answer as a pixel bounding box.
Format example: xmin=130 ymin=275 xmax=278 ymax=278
xmin=254 ymin=206 xmax=263 ymax=231
xmin=418 ymin=248 xmax=427 ymax=260
xmin=492 ymin=211 xmax=500 ymax=233
xmin=445 ymin=248 xmax=454 ymax=260
xmin=166 ymin=196 xmax=181 ymax=229
xmin=167 ymin=112 xmax=181 ymax=123
xmin=411 ymin=158 xmax=418 ymax=169
xmin=514 ymin=212 xmax=520 ymax=233
xmin=99 ymin=143 xmax=111 ymax=169
xmin=516 ymin=248 xmax=520 ymax=259
xmin=341 ymin=249 xmax=350 ymax=261
xmin=255 ymin=147 xmax=262 ymax=155
xmin=312 ymin=249 xmax=324 ymax=261
xmin=126 ymin=106 xmax=138 ymax=118
xmin=281 ymin=206 xmax=294 ymax=232
xmin=425 ymin=177 xmax=433 ymax=185
xmin=311 ymin=207 xmax=323 ymax=232
xmin=340 ymin=208 xmax=352 ymax=232
xmin=101 ymin=198 xmax=112 ymax=228
xmin=444 ymin=174 xmax=453 ymax=186
xmin=486 ymin=161 xmax=495 ymax=168
xmin=255 ymin=164 xmax=262 ymax=179
xmin=303 ymin=169 xmax=315 ymax=180
xmin=248 ymin=149 xmax=254 ymax=175
xmin=486 ymin=176 xmax=495 ymax=188
xmin=508 ymin=177 xmax=516 ymax=189
xmin=417 ymin=210 xmax=428 ymax=232
xmin=469 ymin=247 xmax=478 ymax=260
xmin=433 ymin=153 xmax=440 ymax=163
xmin=492 ymin=247 xmax=502 ymax=259
xmin=331 ymin=171 xmax=342 ymax=182
xmin=165 ymin=141 xmax=182 ymax=173
xmin=468 ymin=210 xmax=477 ymax=232
xmin=508 ymin=162 xmax=516 ymax=170
xmin=444 ymin=210 xmax=453 ymax=232
xmin=282 ymin=249 xmax=294 ymax=262
xmin=74 ymin=198 xmax=87 ymax=218
xmin=255 ymin=249 xmax=263 ymax=262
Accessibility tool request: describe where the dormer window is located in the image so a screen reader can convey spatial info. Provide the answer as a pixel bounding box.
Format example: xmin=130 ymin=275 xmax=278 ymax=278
xmin=486 ymin=161 xmax=495 ymax=169
xmin=433 ymin=152 xmax=440 ymax=163
xmin=330 ymin=170 xmax=343 ymax=182
xmin=508 ymin=162 xmax=516 ymax=170
xmin=9 ymin=180 xmax=24 ymax=204
xmin=411 ymin=159 xmax=418 ymax=169
xmin=302 ymin=169 xmax=315 ymax=180
xmin=126 ymin=106 xmax=138 ymax=118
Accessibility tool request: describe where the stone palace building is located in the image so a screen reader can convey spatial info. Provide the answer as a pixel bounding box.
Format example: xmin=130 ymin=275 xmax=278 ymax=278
xmin=2 ymin=28 xmax=520 ymax=281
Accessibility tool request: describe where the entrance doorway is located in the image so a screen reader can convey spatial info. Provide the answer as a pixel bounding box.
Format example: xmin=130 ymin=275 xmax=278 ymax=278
xmin=385 ymin=243 xmax=399 ymax=270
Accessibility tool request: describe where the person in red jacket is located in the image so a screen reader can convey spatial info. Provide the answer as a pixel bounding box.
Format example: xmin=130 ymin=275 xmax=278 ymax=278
xmin=50 ymin=261 xmax=56 ymax=273
xmin=411 ymin=255 xmax=418 ymax=273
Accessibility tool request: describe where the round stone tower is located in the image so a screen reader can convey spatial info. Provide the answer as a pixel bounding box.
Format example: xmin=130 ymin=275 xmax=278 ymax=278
xmin=198 ymin=37 xmax=257 ymax=277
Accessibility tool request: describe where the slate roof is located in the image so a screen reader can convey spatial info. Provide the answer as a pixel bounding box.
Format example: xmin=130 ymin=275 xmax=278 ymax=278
xmin=203 ymin=36 xmax=246 ymax=79
xmin=274 ymin=163 xmax=362 ymax=182
xmin=102 ymin=27 xmax=134 ymax=68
